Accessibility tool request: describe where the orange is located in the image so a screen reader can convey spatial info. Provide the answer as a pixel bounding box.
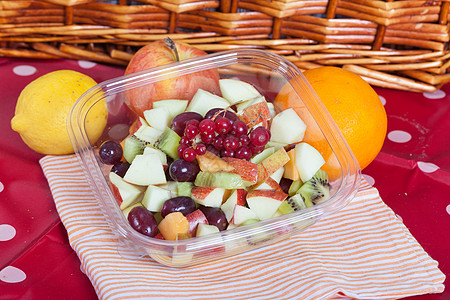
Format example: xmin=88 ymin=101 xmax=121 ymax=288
xmin=273 ymin=66 xmax=387 ymax=179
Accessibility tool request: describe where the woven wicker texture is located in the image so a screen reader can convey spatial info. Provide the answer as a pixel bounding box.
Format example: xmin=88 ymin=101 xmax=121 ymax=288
xmin=1 ymin=0 xmax=449 ymax=92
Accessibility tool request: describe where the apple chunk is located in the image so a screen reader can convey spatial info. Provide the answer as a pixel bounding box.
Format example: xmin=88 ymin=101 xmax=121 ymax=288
xmin=220 ymin=189 xmax=247 ymax=222
xmin=109 ymin=172 xmax=145 ymax=210
xmin=232 ymin=205 xmax=259 ymax=226
xmin=142 ymin=184 xmax=173 ymax=212
xmin=143 ymin=106 xmax=171 ymax=131
xmin=191 ymin=186 xmax=226 ymax=207
xmin=246 ymin=190 xmax=288 ymax=220
xmin=294 ymin=142 xmax=325 ymax=182
xmin=186 ymin=89 xmax=230 ymax=116
xmin=123 ymin=154 xmax=167 ymax=186
xmin=236 ymin=96 xmax=271 ymax=127
xmin=219 ymin=79 xmax=262 ymax=105
xmin=152 ymin=99 xmax=188 ymax=119
xmin=270 ymin=108 xmax=306 ymax=145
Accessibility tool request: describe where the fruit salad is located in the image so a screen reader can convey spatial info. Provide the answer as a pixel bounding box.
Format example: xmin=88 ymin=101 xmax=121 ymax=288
xmin=100 ymin=78 xmax=332 ymax=241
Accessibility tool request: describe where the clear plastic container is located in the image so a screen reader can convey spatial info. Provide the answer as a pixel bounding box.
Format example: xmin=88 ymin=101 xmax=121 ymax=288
xmin=68 ymin=49 xmax=361 ymax=267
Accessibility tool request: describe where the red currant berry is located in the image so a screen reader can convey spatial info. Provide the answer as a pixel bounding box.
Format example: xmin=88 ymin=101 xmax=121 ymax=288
xmin=250 ymin=144 xmax=265 ymax=155
xmin=235 ymin=146 xmax=252 ymax=160
xmin=199 ymin=119 xmax=216 ymax=135
xmin=186 ymin=119 xmax=200 ymax=127
xmin=195 ymin=143 xmax=207 ymax=155
xmin=231 ymin=120 xmax=248 ymax=137
xmin=180 ymin=136 xmax=191 ymax=145
xmin=239 ymin=135 xmax=250 ymax=147
xmin=177 ymin=144 xmax=189 ymax=158
xmin=183 ymin=147 xmax=197 ymax=162
xmin=250 ymin=127 xmax=270 ymax=147
xmin=200 ymin=132 xmax=215 ymax=144
xmin=214 ymin=116 xmax=232 ymax=135
xmin=224 ymin=135 xmax=239 ymax=151
xmin=221 ymin=149 xmax=235 ymax=157
xmin=184 ymin=124 xmax=199 ymax=140
xmin=212 ymin=135 xmax=224 ymax=150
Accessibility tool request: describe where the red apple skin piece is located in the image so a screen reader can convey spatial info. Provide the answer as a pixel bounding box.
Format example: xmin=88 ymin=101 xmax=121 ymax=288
xmin=235 ymin=189 xmax=247 ymax=206
xmin=246 ymin=189 xmax=288 ymax=202
xmin=109 ymin=181 xmax=123 ymax=207
xmin=255 ymin=147 xmax=290 ymax=185
xmin=191 ymin=186 xmax=215 ymax=200
xmin=186 ymin=209 xmax=209 ymax=236
xmin=222 ymin=157 xmax=258 ymax=184
xmin=124 ymin=40 xmax=220 ymax=117
xmin=238 ymin=101 xmax=271 ymax=127
xmin=255 ymin=177 xmax=284 ymax=192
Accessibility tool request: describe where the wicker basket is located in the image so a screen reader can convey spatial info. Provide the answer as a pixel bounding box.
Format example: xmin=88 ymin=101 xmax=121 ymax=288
xmin=1 ymin=0 xmax=450 ymax=92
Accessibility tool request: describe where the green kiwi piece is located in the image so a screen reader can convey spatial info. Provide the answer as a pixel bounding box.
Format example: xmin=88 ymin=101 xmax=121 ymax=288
xmin=155 ymin=127 xmax=180 ymax=160
xmin=194 ymin=171 xmax=245 ymax=189
xmin=123 ymin=135 xmax=146 ymax=163
xmin=297 ymin=169 xmax=331 ymax=205
xmin=288 ymin=180 xmax=303 ymax=196
xmin=277 ymin=193 xmax=307 ymax=215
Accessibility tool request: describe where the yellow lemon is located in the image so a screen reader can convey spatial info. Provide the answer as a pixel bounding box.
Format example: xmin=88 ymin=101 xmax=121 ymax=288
xmin=11 ymin=70 xmax=108 ymax=155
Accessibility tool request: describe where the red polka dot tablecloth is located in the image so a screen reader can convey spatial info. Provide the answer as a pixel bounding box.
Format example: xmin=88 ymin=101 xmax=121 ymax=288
xmin=0 ymin=57 xmax=448 ymax=299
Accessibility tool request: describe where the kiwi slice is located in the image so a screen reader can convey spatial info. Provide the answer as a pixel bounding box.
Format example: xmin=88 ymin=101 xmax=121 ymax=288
xmin=123 ymin=135 xmax=146 ymax=163
xmin=288 ymin=180 xmax=303 ymax=196
xmin=155 ymin=127 xmax=180 ymax=160
xmin=194 ymin=171 xmax=245 ymax=189
xmin=277 ymin=169 xmax=331 ymax=215
xmin=297 ymin=169 xmax=330 ymax=205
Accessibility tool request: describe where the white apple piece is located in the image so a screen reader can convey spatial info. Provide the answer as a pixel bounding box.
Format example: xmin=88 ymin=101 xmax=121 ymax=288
xmin=219 ymin=79 xmax=262 ymax=105
xmin=246 ymin=190 xmax=287 ymax=220
xmin=152 ymin=99 xmax=188 ymax=119
xmin=270 ymin=166 xmax=285 ymax=183
xmin=232 ymin=205 xmax=259 ymax=226
xmin=220 ymin=189 xmax=246 ymax=222
xmin=270 ymin=108 xmax=307 ymax=145
xmin=266 ymin=140 xmax=285 ymax=151
xmin=186 ymin=89 xmax=230 ymax=116
xmin=250 ymin=147 xmax=275 ymax=164
xmin=134 ymin=122 xmax=163 ymax=145
xmin=254 ymin=177 xmax=283 ymax=191
xmin=191 ymin=187 xmax=226 ymax=207
xmin=143 ymin=106 xmax=171 ymax=131
xmin=196 ymin=223 xmax=220 ymax=237
xmin=123 ymin=154 xmax=167 ymax=186
xmin=142 ymin=184 xmax=173 ymax=212
xmin=186 ymin=209 xmax=209 ymax=236
xmin=294 ymin=142 xmax=326 ymax=182
xmin=143 ymin=146 xmax=167 ymax=167
xmin=267 ymin=102 xmax=276 ymax=119
xmin=109 ymin=172 xmax=145 ymax=210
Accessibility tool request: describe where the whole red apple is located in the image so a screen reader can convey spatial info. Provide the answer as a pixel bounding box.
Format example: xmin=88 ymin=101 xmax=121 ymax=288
xmin=124 ymin=38 xmax=220 ymax=117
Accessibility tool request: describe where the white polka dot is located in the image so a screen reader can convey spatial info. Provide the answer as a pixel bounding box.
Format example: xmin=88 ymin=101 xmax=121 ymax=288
xmin=362 ymin=174 xmax=375 ymax=186
xmin=0 ymin=181 xmax=3 ymax=192
xmin=387 ymin=130 xmax=412 ymax=143
xmin=417 ymin=161 xmax=440 ymax=173
xmin=0 ymin=224 xmax=16 ymax=241
xmin=446 ymin=204 xmax=450 ymax=215
xmin=13 ymin=65 xmax=37 ymax=76
xmin=78 ymin=60 xmax=97 ymax=69
xmin=108 ymin=124 xmax=130 ymax=140
xmin=423 ymin=89 xmax=446 ymax=99
xmin=379 ymin=95 xmax=386 ymax=106
xmin=0 ymin=266 xmax=26 ymax=283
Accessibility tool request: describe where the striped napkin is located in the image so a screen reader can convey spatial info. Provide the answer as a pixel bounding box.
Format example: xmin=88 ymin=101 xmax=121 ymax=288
xmin=40 ymin=155 xmax=445 ymax=300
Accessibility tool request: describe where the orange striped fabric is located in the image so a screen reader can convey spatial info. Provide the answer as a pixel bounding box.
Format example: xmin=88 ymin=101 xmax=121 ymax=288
xmin=40 ymin=155 xmax=445 ymax=300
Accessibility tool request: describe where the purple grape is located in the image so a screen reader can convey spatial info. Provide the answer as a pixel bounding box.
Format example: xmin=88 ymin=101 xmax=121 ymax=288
xmin=99 ymin=141 xmax=123 ymax=165
xmin=170 ymin=112 xmax=203 ymax=136
xmin=128 ymin=206 xmax=158 ymax=237
xmin=199 ymin=206 xmax=228 ymax=231
xmin=204 ymin=108 xmax=238 ymax=122
xmin=111 ymin=161 xmax=130 ymax=177
xmin=161 ymin=196 xmax=196 ymax=218
xmin=169 ymin=159 xmax=200 ymax=182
